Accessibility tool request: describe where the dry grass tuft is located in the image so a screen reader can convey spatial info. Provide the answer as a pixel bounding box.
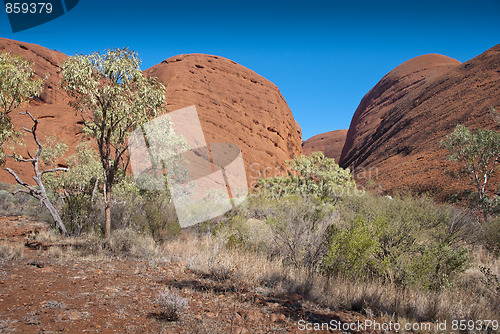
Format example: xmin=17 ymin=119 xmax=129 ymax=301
xmin=155 ymin=289 xmax=188 ymax=321
xmin=106 ymin=228 xmax=158 ymax=258
xmin=161 ymin=231 xmax=500 ymax=324
xmin=30 ymin=227 xmax=159 ymax=259
xmin=0 ymin=241 xmax=24 ymax=263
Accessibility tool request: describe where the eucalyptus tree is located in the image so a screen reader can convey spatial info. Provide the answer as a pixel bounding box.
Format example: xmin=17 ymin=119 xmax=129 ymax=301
xmin=0 ymin=52 xmax=44 ymax=164
xmin=441 ymin=122 xmax=500 ymax=221
xmin=60 ymin=48 xmax=166 ymax=238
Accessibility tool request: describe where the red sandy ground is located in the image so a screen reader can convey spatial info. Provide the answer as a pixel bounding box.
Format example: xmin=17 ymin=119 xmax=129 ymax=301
xmin=0 ymin=217 xmax=383 ymax=334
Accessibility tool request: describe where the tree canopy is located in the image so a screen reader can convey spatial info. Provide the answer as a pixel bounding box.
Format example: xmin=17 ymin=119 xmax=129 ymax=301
xmin=0 ymin=52 xmax=44 ymax=164
xmin=440 ymin=122 xmax=500 ymax=220
xmin=60 ymin=48 xmax=167 ymax=238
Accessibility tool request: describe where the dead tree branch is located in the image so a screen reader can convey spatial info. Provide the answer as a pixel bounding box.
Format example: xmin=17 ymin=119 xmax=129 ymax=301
xmin=4 ymin=111 xmax=69 ymax=235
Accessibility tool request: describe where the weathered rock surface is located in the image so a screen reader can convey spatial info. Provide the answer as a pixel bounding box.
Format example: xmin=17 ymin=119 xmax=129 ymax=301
xmin=0 ymin=39 xmax=303 ymax=187
xmin=302 ymin=129 xmax=347 ymax=163
xmin=144 ymin=54 xmax=303 ymax=186
xmin=0 ymin=38 xmax=85 ymax=185
xmin=340 ymin=46 xmax=500 ymax=198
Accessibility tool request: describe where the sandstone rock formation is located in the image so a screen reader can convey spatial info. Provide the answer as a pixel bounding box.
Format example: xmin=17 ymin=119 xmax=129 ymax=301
xmin=0 ymin=38 xmax=85 ymax=184
xmin=339 ymin=45 xmax=500 ymax=198
xmin=144 ymin=54 xmax=303 ymax=186
xmin=0 ymin=39 xmax=303 ymax=187
xmin=302 ymin=129 xmax=347 ymax=163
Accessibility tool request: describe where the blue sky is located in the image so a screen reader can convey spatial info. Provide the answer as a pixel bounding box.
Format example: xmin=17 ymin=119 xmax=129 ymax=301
xmin=1 ymin=0 xmax=499 ymax=140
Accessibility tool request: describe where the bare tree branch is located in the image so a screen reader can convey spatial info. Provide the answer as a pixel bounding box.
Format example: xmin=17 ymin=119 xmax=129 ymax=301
xmin=4 ymin=167 xmax=38 ymax=194
xmin=41 ymin=167 xmax=70 ymax=176
xmin=4 ymin=111 xmax=68 ymax=235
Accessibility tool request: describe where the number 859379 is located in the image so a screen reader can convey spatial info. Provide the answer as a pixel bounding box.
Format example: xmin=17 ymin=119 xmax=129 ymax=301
xmin=5 ymin=2 xmax=53 ymax=14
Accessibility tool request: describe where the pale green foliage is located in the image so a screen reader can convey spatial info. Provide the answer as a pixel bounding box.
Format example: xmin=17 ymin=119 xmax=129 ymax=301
xmin=213 ymin=216 xmax=274 ymax=252
xmin=60 ymin=48 xmax=165 ymax=176
xmin=60 ymin=48 xmax=169 ymax=236
xmin=215 ymin=191 xmax=470 ymax=291
xmin=110 ymin=177 xmax=181 ymax=240
xmin=257 ymin=152 xmax=356 ymax=201
xmin=214 ymin=195 xmax=336 ymax=275
xmin=408 ymin=243 xmax=470 ymax=291
xmin=482 ymin=215 xmax=500 ymax=255
xmin=130 ymin=114 xmax=189 ymax=192
xmin=43 ymin=142 xmax=102 ymax=235
xmin=0 ymin=53 xmax=43 ymax=110
xmin=440 ymin=123 xmax=500 ymax=218
xmin=264 ymin=196 xmax=335 ymax=274
xmin=40 ymin=135 xmax=68 ymax=165
xmin=60 ymin=48 xmax=165 ymax=141
xmin=44 ymin=142 xmax=101 ymax=195
xmin=0 ymin=52 xmax=44 ymax=164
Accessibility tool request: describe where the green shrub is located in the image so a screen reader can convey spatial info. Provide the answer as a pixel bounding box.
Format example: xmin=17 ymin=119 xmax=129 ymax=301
xmin=407 ymin=244 xmax=469 ymax=290
xmin=212 ymin=215 xmax=273 ymax=252
xmin=0 ymin=182 xmax=54 ymax=221
xmin=212 ymin=180 xmax=474 ymax=292
xmin=481 ymin=216 xmax=500 ymax=255
xmin=0 ymin=189 xmax=15 ymax=214
xmin=256 ymin=152 xmax=356 ymax=201
xmin=323 ymin=216 xmax=382 ymax=279
xmin=41 ymin=143 xmax=181 ymax=238
xmin=42 ymin=142 xmax=103 ymax=235
xmin=215 ymin=195 xmax=336 ymax=275
xmin=323 ymin=194 xmax=470 ymax=290
xmin=110 ymin=178 xmax=180 ymax=241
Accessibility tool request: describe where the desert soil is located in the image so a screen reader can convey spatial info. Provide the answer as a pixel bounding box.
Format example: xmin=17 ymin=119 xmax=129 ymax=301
xmin=0 ymin=216 xmax=379 ymax=334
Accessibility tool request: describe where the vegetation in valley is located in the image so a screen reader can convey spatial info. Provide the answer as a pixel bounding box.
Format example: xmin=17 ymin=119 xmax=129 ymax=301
xmin=1 ymin=50 xmax=499 ymax=329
